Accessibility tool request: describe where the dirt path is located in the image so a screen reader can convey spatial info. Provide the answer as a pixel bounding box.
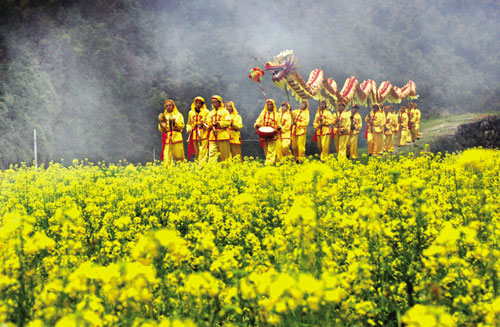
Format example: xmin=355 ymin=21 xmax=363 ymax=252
xmin=394 ymin=113 xmax=487 ymax=155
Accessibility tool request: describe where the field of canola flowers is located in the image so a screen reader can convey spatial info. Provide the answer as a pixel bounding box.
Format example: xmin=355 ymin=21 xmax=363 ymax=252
xmin=1 ymin=149 xmax=500 ymax=327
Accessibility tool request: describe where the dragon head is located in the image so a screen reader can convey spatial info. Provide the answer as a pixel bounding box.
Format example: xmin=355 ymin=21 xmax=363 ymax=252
xmin=265 ymin=49 xmax=300 ymax=82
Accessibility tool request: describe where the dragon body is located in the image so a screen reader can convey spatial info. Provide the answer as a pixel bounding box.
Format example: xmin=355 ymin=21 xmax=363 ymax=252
xmin=265 ymin=50 xmax=418 ymax=108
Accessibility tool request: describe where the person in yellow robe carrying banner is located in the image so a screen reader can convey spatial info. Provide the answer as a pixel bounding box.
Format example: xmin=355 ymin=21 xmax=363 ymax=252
xmin=255 ymin=99 xmax=282 ymax=165
xmin=313 ymin=100 xmax=333 ymax=162
xmin=158 ymin=99 xmax=185 ymax=164
xmin=207 ymin=95 xmax=232 ymax=164
xmin=226 ymin=101 xmax=243 ymax=162
xmin=186 ymin=96 xmax=209 ymax=162
xmin=291 ymin=100 xmax=310 ymax=163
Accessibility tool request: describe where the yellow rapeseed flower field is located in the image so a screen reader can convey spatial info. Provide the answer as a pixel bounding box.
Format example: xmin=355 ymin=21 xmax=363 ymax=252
xmin=0 ymin=149 xmax=499 ymax=327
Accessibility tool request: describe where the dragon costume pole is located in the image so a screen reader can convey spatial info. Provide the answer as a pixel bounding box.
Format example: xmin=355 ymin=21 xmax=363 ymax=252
xmin=259 ymin=82 xmax=268 ymax=100
xmin=284 ymin=87 xmax=296 ymax=125
xmin=249 ymin=67 xmax=268 ymax=100
xmin=285 ymin=87 xmax=291 ymax=104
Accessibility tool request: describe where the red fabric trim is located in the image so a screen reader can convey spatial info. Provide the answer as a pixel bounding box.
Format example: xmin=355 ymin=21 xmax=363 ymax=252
xmin=308 ymin=69 xmax=321 ymax=86
xmin=341 ymin=77 xmax=356 ymax=98
xmin=161 ymin=133 xmax=167 ymax=160
xmin=209 ymin=138 xmax=230 ymax=141
xmin=188 ymin=132 xmax=195 ymax=159
xmin=206 ymin=130 xmax=211 ymax=149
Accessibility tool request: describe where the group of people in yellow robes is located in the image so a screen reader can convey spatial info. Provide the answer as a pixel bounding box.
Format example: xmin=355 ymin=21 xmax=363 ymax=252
xmin=158 ymin=95 xmax=244 ymax=165
xmin=365 ymin=102 xmax=422 ymax=156
xmin=158 ymin=95 xmax=421 ymax=165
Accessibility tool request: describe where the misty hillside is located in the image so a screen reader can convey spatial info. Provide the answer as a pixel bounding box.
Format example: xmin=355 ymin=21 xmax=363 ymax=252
xmin=1 ymin=0 xmax=499 ymax=167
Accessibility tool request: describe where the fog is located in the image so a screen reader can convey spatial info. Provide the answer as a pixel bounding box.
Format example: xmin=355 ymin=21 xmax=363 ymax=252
xmin=1 ymin=0 xmax=499 ymax=165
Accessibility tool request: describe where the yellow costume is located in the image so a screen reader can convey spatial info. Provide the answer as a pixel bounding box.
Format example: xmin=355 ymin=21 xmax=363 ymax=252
xmin=348 ymin=110 xmax=362 ymax=159
xmin=414 ymin=104 xmax=422 ymax=138
xmin=332 ymin=107 xmax=351 ymax=158
xmin=187 ymin=96 xmax=209 ymax=162
xmin=398 ymin=108 xmax=410 ymax=146
xmin=371 ymin=107 xmax=385 ymax=156
xmin=255 ymin=99 xmax=281 ymax=165
xmin=158 ymin=100 xmax=185 ymax=164
xmin=409 ymin=105 xmax=418 ymax=142
xmin=384 ymin=110 xmax=395 ymax=152
xmin=291 ymin=104 xmax=310 ymax=162
xmin=207 ymin=95 xmax=231 ymax=163
xmin=313 ymin=107 xmax=333 ymax=161
xmin=278 ymin=103 xmax=293 ymax=160
xmin=227 ymin=101 xmax=243 ymax=162
xmin=415 ymin=107 xmax=422 ymax=140
xmin=391 ymin=109 xmax=398 ymax=150
xmin=365 ymin=109 xmax=375 ymax=155
xmin=411 ymin=102 xmax=422 ymax=141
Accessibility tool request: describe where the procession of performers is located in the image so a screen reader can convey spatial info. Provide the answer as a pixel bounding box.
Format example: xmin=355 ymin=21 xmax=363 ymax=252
xmin=158 ymin=95 xmax=422 ymax=164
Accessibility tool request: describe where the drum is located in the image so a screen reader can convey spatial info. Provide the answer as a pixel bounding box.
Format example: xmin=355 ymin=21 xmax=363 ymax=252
xmin=257 ymin=126 xmax=276 ymax=139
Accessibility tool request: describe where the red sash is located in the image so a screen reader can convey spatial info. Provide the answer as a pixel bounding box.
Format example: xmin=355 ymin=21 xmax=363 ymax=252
xmin=160 ymin=133 xmax=168 ymax=160
xmin=187 ymin=132 xmax=195 ymax=159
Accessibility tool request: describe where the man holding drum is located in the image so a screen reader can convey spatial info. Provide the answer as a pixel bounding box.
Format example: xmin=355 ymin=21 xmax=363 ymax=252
xmin=254 ymin=99 xmax=281 ymax=165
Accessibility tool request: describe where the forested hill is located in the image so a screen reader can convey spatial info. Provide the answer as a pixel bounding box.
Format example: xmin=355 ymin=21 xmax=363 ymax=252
xmin=1 ymin=0 xmax=499 ymax=167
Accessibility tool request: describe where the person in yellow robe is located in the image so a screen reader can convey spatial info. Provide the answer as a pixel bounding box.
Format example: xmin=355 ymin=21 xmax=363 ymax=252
xmin=398 ymin=106 xmax=410 ymax=147
xmin=409 ymin=102 xmax=419 ymax=142
xmin=207 ymin=95 xmax=231 ymax=163
xmin=291 ymin=101 xmax=310 ymax=163
xmin=332 ymin=109 xmax=340 ymax=154
xmin=384 ymin=105 xmax=395 ymax=152
xmin=348 ymin=104 xmax=362 ymax=159
xmin=313 ymin=100 xmax=333 ymax=161
xmin=158 ymin=99 xmax=185 ymax=163
xmin=186 ymin=96 xmax=209 ymax=162
xmin=390 ymin=106 xmax=398 ymax=150
xmin=226 ymin=101 xmax=243 ymax=162
xmin=278 ymin=102 xmax=293 ymax=160
xmin=370 ymin=104 xmax=385 ymax=156
xmin=410 ymin=102 xmax=422 ymax=140
xmin=365 ymin=106 xmax=375 ymax=155
xmin=254 ymin=99 xmax=281 ymax=165
xmin=332 ymin=102 xmax=351 ymax=158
